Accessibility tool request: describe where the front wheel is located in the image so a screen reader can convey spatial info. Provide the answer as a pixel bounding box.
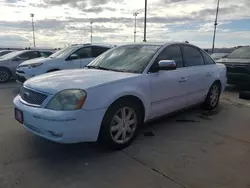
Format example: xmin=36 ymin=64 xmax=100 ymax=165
xmin=204 ymin=82 xmax=221 ymax=110
xmin=0 ymin=68 xmax=11 ymax=83
xmin=98 ymin=100 xmax=143 ymax=150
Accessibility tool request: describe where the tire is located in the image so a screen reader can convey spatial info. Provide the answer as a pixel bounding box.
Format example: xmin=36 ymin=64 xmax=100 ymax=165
xmin=239 ymin=91 xmax=250 ymax=100
xmin=0 ymin=67 xmax=11 ymax=83
xmin=98 ymin=99 xmax=143 ymax=150
xmin=204 ymin=82 xmax=221 ymax=110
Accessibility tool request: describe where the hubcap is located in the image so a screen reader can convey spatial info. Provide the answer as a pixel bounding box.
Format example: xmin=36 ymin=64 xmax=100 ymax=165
xmin=110 ymin=107 xmax=138 ymax=144
xmin=0 ymin=71 xmax=8 ymax=82
xmin=210 ymin=85 xmax=219 ymax=107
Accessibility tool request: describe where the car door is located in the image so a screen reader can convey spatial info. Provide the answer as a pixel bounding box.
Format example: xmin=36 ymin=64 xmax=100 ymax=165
xmin=66 ymin=47 xmax=92 ymax=69
xmin=180 ymin=44 xmax=208 ymax=106
xmin=148 ymin=45 xmax=190 ymax=119
xmin=200 ymin=50 xmax=217 ymax=92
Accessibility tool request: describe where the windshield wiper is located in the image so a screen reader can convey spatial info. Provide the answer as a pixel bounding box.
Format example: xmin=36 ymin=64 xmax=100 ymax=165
xmin=86 ymin=65 xmax=116 ymax=71
xmin=86 ymin=65 xmax=137 ymax=73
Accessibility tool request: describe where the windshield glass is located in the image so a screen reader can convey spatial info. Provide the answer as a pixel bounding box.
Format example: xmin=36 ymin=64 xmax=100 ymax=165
xmin=49 ymin=46 xmax=76 ymax=58
xmin=228 ymin=47 xmax=250 ymax=59
xmin=0 ymin=51 xmax=24 ymax=60
xmin=87 ymin=45 xmax=160 ymax=73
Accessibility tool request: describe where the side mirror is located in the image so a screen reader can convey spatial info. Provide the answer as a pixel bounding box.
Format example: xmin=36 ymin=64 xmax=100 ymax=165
xmin=13 ymin=56 xmax=21 ymax=61
xmin=69 ymin=54 xmax=79 ymax=60
xmin=158 ymin=60 xmax=177 ymax=71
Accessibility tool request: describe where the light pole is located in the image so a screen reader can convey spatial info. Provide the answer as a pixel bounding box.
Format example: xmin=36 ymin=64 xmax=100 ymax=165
xmin=90 ymin=21 xmax=93 ymax=44
xmin=30 ymin=13 xmax=36 ymax=47
xmin=133 ymin=12 xmax=139 ymax=43
xmin=212 ymin=0 xmax=220 ymax=53
xmin=143 ymin=0 xmax=147 ymax=42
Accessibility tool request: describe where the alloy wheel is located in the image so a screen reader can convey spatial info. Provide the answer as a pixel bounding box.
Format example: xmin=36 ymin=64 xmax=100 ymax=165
xmin=110 ymin=107 xmax=138 ymax=144
xmin=0 ymin=71 xmax=9 ymax=82
xmin=210 ymin=84 xmax=219 ymax=107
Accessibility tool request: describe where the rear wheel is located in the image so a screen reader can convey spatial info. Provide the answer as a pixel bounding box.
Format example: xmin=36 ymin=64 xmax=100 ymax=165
xmin=204 ymin=82 xmax=221 ymax=110
xmin=0 ymin=68 xmax=11 ymax=83
xmin=99 ymin=99 xmax=143 ymax=150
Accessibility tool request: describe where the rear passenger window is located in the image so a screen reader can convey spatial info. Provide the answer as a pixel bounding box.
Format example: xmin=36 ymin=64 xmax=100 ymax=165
xmin=182 ymin=45 xmax=204 ymax=67
xmin=156 ymin=45 xmax=183 ymax=68
xmin=200 ymin=50 xmax=215 ymax=65
xmin=92 ymin=46 xmax=110 ymax=58
xmin=74 ymin=47 xmax=92 ymax=59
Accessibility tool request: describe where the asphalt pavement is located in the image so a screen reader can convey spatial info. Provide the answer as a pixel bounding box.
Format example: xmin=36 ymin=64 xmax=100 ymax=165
xmin=0 ymin=81 xmax=250 ymax=188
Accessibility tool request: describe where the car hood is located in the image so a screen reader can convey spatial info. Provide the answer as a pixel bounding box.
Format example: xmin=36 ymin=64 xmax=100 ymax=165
xmin=24 ymin=69 xmax=139 ymax=94
xmin=216 ymin=58 xmax=250 ymax=64
xmin=19 ymin=57 xmax=58 ymax=66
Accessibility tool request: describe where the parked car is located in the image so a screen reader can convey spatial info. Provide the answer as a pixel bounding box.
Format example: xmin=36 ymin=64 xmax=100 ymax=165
xmin=216 ymin=46 xmax=250 ymax=87
xmin=211 ymin=53 xmax=229 ymax=60
xmin=0 ymin=50 xmax=54 ymax=83
xmin=16 ymin=44 xmax=113 ymax=83
xmin=13 ymin=42 xmax=227 ymax=149
xmin=0 ymin=50 xmax=15 ymax=57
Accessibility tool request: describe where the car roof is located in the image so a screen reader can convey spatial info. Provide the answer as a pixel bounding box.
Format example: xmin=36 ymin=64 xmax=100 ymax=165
xmin=71 ymin=43 xmax=115 ymax=48
xmin=120 ymin=42 xmax=200 ymax=48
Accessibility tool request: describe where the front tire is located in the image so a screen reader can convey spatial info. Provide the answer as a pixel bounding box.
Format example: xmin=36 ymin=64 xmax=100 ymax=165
xmin=0 ymin=68 xmax=11 ymax=83
xmin=98 ymin=99 xmax=143 ymax=150
xmin=204 ymin=82 xmax=221 ymax=110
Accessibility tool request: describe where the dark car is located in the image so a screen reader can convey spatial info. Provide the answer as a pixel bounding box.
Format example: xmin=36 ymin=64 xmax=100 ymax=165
xmin=216 ymin=47 xmax=250 ymax=87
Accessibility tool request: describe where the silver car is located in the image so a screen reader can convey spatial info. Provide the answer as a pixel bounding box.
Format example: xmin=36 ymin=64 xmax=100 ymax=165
xmin=0 ymin=50 xmax=54 ymax=83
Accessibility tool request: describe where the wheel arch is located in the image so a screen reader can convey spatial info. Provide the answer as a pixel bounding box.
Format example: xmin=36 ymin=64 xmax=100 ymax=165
xmin=0 ymin=66 xmax=12 ymax=77
xmin=105 ymin=94 xmax=147 ymax=122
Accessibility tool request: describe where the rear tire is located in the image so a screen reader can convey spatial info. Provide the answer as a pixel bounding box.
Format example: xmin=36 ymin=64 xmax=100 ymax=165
xmin=98 ymin=99 xmax=143 ymax=150
xmin=204 ymin=82 xmax=221 ymax=110
xmin=0 ymin=67 xmax=11 ymax=83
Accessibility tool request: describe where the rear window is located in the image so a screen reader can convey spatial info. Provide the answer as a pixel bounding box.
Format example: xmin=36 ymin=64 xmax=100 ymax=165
xmin=228 ymin=47 xmax=250 ymax=59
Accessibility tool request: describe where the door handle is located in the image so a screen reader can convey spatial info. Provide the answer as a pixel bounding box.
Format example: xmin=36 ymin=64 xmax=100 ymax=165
xmin=205 ymin=72 xmax=211 ymax=76
xmin=179 ymin=77 xmax=188 ymax=83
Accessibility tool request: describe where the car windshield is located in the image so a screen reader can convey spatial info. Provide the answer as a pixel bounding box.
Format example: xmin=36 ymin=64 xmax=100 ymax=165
xmin=87 ymin=45 xmax=160 ymax=73
xmin=228 ymin=47 xmax=250 ymax=59
xmin=0 ymin=51 xmax=24 ymax=60
xmin=49 ymin=46 xmax=76 ymax=59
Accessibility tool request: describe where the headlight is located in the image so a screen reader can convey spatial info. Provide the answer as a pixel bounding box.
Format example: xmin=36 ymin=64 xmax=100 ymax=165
xmin=29 ymin=63 xmax=43 ymax=68
xmin=46 ymin=89 xmax=87 ymax=111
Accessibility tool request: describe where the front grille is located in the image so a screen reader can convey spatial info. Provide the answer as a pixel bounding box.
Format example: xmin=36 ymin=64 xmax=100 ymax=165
xmin=16 ymin=74 xmax=26 ymax=83
xmin=225 ymin=64 xmax=249 ymax=74
xmin=16 ymin=70 xmax=25 ymax=74
xmin=20 ymin=87 xmax=47 ymax=106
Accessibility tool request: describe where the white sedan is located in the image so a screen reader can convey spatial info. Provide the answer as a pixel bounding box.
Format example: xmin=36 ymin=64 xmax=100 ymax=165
xmin=13 ymin=42 xmax=227 ymax=149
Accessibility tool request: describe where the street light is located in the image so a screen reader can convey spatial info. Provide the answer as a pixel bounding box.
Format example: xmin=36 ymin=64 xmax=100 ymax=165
xmin=30 ymin=13 xmax=36 ymax=47
xmin=143 ymin=0 xmax=147 ymax=42
xmin=212 ymin=0 xmax=220 ymax=53
xmin=133 ymin=12 xmax=139 ymax=43
xmin=90 ymin=21 xmax=93 ymax=44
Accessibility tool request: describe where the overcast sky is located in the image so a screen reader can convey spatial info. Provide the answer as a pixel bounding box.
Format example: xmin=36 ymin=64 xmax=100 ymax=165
xmin=0 ymin=0 xmax=249 ymax=48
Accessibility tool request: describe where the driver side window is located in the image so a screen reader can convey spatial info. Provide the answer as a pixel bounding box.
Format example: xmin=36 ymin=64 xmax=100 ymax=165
xmin=19 ymin=51 xmax=40 ymax=60
xmin=156 ymin=45 xmax=184 ymax=68
xmin=73 ymin=47 xmax=92 ymax=59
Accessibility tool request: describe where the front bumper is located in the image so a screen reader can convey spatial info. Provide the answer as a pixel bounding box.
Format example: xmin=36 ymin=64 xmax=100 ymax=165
xmin=13 ymin=95 xmax=107 ymax=143
xmin=227 ymin=73 xmax=250 ymax=85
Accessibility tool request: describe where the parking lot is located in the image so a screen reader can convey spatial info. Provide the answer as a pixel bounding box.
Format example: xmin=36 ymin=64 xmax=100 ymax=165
xmin=0 ymin=81 xmax=250 ymax=188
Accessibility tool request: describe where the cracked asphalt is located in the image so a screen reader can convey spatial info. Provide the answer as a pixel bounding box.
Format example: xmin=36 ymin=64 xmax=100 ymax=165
xmin=0 ymin=81 xmax=250 ymax=188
